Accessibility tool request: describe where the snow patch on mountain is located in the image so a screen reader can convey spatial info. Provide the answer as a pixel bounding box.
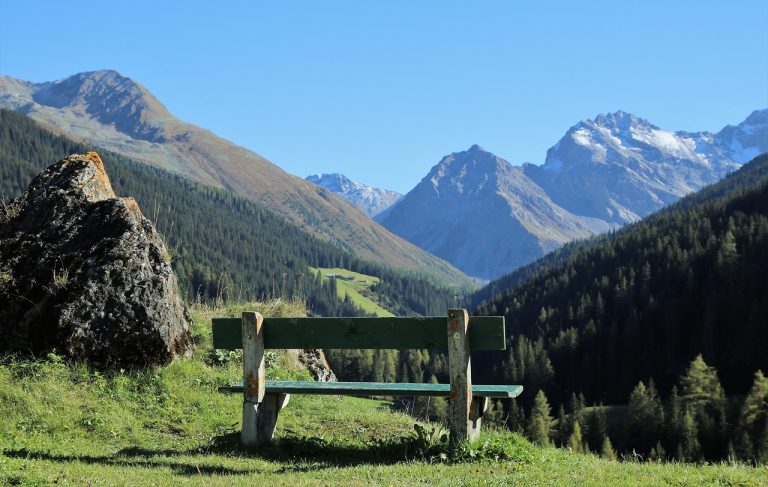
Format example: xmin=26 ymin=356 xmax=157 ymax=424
xmin=306 ymin=173 xmax=401 ymax=217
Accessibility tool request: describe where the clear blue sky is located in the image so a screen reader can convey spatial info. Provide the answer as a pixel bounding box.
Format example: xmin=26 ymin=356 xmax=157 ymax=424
xmin=1 ymin=1 xmax=766 ymax=193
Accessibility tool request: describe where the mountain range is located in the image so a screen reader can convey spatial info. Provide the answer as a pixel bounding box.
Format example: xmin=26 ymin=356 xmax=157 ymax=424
xmin=0 ymin=70 xmax=470 ymax=286
xmin=306 ymin=173 xmax=400 ymax=217
xmin=375 ymin=110 xmax=767 ymax=279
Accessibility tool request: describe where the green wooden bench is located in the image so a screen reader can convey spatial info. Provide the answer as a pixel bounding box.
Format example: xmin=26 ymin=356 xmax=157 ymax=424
xmin=212 ymin=309 xmax=523 ymax=446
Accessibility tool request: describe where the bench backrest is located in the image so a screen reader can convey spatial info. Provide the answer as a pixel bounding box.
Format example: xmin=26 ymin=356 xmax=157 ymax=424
xmin=212 ymin=316 xmax=506 ymax=350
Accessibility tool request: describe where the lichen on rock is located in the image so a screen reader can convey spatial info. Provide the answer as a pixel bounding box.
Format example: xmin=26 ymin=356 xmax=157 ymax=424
xmin=0 ymin=152 xmax=192 ymax=368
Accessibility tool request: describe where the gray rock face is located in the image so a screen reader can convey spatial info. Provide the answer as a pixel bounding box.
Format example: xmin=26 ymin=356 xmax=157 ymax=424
xmin=0 ymin=152 xmax=192 ymax=368
xmin=306 ymin=173 xmax=401 ymax=217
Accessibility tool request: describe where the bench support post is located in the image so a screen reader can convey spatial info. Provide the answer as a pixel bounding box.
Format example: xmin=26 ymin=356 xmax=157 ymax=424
xmin=241 ymin=311 xmax=266 ymax=446
xmin=256 ymin=393 xmax=290 ymax=443
xmin=469 ymin=396 xmax=489 ymax=442
xmin=448 ymin=308 xmax=473 ymax=445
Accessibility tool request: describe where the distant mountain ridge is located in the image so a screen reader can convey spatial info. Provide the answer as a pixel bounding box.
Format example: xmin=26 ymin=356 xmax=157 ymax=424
xmin=0 ymin=70 xmax=471 ymax=286
xmin=377 ymin=110 xmax=767 ymax=279
xmin=306 ymin=173 xmax=400 ymax=217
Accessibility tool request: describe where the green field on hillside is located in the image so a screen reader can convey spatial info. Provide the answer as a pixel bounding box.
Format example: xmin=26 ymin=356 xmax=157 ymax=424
xmin=310 ymin=267 xmax=395 ymax=317
xmin=1 ymin=301 xmax=766 ymax=486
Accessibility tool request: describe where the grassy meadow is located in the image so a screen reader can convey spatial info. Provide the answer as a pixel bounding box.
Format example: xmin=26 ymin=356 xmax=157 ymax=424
xmin=0 ymin=300 xmax=766 ymax=486
xmin=309 ymin=267 xmax=395 ymax=317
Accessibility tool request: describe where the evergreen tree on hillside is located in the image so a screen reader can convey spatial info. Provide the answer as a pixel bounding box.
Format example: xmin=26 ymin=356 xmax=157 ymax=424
xmin=667 ymin=385 xmax=683 ymax=456
xmin=527 ymin=390 xmax=554 ymax=446
xmin=567 ymin=421 xmax=584 ymax=453
xmin=626 ymin=380 xmax=664 ymax=455
xmin=586 ymin=404 xmax=609 ymax=452
xmin=506 ymin=398 xmax=526 ymax=433
xmin=738 ymin=370 xmax=768 ymax=463
xmin=678 ymin=408 xmax=702 ymax=461
xmin=601 ymin=435 xmax=617 ymax=460
xmin=679 ymin=355 xmax=728 ymax=460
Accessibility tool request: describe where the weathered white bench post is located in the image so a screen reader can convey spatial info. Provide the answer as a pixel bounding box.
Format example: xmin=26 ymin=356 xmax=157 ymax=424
xmin=241 ymin=311 xmax=290 ymax=446
xmin=241 ymin=311 xmax=265 ymax=446
xmin=448 ymin=308 xmax=482 ymax=444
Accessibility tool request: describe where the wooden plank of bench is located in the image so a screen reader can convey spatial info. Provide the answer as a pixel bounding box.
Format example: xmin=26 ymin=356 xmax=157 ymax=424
xmin=218 ymin=380 xmax=523 ymax=398
xmin=212 ymin=316 xmax=506 ymax=350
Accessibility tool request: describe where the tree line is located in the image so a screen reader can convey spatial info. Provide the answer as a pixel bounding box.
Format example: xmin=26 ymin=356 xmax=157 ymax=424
xmin=515 ymin=355 xmax=768 ymax=464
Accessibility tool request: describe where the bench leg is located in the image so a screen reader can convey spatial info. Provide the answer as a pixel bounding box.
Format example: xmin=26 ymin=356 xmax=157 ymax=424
xmin=242 ymin=393 xmax=291 ymax=446
xmin=242 ymin=400 xmax=260 ymax=446
xmin=468 ymin=396 xmax=489 ymax=442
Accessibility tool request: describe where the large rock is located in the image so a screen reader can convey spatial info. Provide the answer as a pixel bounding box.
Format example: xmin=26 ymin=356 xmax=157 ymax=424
xmin=0 ymin=152 xmax=192 ymax=368
xmin=298 ymin=349 xmax=337 ymax=382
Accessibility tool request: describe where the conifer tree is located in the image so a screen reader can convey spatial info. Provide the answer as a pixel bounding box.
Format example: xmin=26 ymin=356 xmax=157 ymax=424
xmin=527 ymin=390 xmax=554 ymax=446
xmin=667 ymin=385 xmax=682 ymax=452
xmin=738 ymin=370 xmax=768 ymax=462
xmin=601 ymin=435 xmax=617 ymax=461
xmin=627 ymin=380 xmax=664 ymax=454
xmin=679 ymin=354 xmax=728 ymax=459
xmin=587 ymin=404 xmax=608 ymax=452
xmin=568 ymin=421 xmax=584 ymax=453
xmin=507 ymin=398 xmax=526 ymax=433
xmin=556 ymin=404 xmax=569 ymax=446
xmin=678 ymin=408 xmax=701 ymax=461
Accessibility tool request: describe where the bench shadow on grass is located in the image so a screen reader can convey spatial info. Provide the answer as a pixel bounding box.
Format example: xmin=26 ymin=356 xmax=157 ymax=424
xmin=1 ymin=431 xmax=424 ymax=477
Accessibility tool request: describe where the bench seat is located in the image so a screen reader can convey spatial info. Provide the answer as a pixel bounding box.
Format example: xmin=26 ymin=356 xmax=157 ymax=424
xmin=219 ymin=380 xmax=523 ymax=398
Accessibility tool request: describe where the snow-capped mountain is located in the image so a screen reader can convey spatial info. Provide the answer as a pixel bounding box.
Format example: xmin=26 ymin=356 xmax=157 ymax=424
xmin=306 ymin=173 xmax=401 ymax=217
xmin=378 ymin=110 xmax=767 ymax=279
xmin=524 ymin=110 xmax=743 ymax=224
xmin=716 ymin=109 xmax=768 ymax=163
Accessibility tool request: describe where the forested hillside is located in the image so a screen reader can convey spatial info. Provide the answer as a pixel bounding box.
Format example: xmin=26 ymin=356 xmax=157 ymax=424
xmin=467 ymin=153 xmax=768 ymax=461
xmin=0 ymin=109 xmax=460 ymax=317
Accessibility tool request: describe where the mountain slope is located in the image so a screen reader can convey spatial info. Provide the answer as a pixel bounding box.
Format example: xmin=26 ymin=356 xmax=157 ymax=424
xmin=0 ymin=109 xmax=462 ymax=317
xmin=378 ymin=111 xmax=766 ymax=279
xmin=306 ymin=173 xmax=400 ymax=217
xmin=376 ymin=145 xmax=609 ymax=279
xmin=0 ymin=70 xmax=470 ymax=286
xmin=472 ymin=152 xmax=768 ymax=404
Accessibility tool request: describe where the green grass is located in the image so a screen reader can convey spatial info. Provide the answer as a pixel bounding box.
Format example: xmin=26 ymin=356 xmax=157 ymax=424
xmin=1 ymin=301 xmax=766 ymax=486
xmin=309 ymin=267 xmax=395 ymax=317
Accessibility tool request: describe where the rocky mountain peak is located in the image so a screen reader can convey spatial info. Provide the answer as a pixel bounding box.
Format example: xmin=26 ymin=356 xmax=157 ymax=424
xmin=27 ymin=70 xmax=172 ymax=143
xmin=306 ymin=173 xmax=356 ymax=194
xmin=427 ymin=145 xmax=511 ymax=194
xmin=591 ymin=110 xmax=653 ymax=131
xmin=306 ymin=173 xmax=401 ymax=217
xmin=716 ymin=108 xmax=768 ymax=163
